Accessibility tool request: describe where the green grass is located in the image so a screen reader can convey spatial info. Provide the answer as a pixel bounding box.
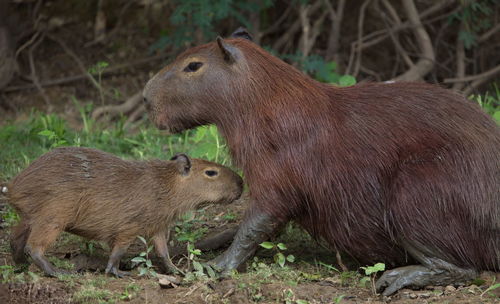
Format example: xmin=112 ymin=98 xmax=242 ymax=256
xmin=0 ymin=110 xmax=232 ymax=183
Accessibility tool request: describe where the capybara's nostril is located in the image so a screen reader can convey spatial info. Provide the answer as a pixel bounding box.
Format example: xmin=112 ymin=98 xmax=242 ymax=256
xmin=143 ymin=96 xmax=149 ymax=105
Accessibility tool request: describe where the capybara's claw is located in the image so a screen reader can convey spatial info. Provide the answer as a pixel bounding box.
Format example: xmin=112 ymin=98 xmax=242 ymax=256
xmin=105 ymin=266 xmax=130 ymax=278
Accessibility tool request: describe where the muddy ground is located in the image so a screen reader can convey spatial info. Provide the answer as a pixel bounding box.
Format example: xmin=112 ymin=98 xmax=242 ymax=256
xmin=0 ymin=196 xmax=499 ymax=304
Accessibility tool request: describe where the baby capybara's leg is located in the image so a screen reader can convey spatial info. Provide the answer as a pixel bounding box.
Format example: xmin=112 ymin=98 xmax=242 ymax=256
xmin=10 ymin=219 xmax=31 ymax=265
xmin=24 ymin=222 xmax=67 ymax=276
xmin=153 ymin=230 xmax=184 ymax=275
xmin=105 ymin=241 xmax=131 ymax=278
xmin=210 ymin=205 xmax=285 ymax=273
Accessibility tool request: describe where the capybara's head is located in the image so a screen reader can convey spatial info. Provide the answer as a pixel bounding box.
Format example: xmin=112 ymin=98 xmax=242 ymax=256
xmin=170 ymin=153 xmax=243 ymax=206
xmin=143 ymin=35 xmax=258 ymax=132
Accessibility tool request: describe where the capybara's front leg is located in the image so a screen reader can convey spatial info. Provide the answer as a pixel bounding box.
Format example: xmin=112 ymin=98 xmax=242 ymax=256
xmin=376 ymin=242 xmax=477 ymax=296
xmin=153 ymin=230 xmax=185 ymax=275
xmin=105 ymin=242 xmax=131 ymax=278
xmin=210 ymin=206 xmax=284 ymax=273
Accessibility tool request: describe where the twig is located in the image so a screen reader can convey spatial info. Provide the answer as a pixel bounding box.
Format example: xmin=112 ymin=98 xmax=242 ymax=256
xmin=380 ymin=0 xmax=414 ymax=68
xmin=91 ymin=91 xmax=142 ymax=121
xmin=3 ymin=53 xmax=170 ymax=92
xmin=46 ymin=33 xmax=102 ymax=92
xmin=443 ymin=64 xmax=500 ymax=84
xmin=393 ymin=0 xmax=435 ymax=81
xmin=452 ymin=22 xmax=466 ymax=91
xmin=478 ymin=23 xmax=500 ymax=44
xmin=324 ymin=0 xmax=346 ymax=63
xmin=350 ymin=0 xmax=372 ymax=77
xmin=28 ymin=33 xmax=50 ymax=106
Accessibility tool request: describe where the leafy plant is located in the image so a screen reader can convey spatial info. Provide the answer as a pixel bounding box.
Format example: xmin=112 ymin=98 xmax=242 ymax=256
xmin=360 ymin=262 xmax=385 ymax=295
xmin=481 ymin=276 xmax=500 ymax=298
xmin=131 ymin=236 xmax=157 ymax=277
xmin=471 ymin=85 xmax=500 ymax=124
xmin=88 ymin=61 xmax=109 ymax=105
xmin=259 ymin=241 xmax=295 ymax=267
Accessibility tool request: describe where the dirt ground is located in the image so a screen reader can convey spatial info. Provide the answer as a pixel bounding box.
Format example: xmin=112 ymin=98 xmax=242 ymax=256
xmin=0 ymin=197 xmax=499 ymax=304
xmin=0 ymin=3 xmax=499 ymax=304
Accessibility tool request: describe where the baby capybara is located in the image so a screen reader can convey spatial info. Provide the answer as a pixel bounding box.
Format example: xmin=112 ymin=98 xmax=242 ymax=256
xmin=1 ymin=147 xmax=243 ymax=277
xmin=143 ymin=29 xmax=499 ymax=295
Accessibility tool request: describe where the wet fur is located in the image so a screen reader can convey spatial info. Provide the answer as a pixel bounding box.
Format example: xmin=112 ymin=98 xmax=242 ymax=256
xmin=144 ymin=38 xmax=500 ymax=271
xmin=5 ymin=147 xmax=242 ymax=267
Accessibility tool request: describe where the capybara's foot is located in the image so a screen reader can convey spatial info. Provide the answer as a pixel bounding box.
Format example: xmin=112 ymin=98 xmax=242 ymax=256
xmin=375 ymin=264 xmax=477 ymax=296
xmin=105 ymin=265 xmax=130 ymax=278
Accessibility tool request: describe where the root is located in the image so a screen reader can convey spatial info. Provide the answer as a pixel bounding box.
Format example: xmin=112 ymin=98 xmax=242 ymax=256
xmin=91 ymin=91 xmax=143 ymax=122
xmin=169 ymin=226 xmax=239 ymax=258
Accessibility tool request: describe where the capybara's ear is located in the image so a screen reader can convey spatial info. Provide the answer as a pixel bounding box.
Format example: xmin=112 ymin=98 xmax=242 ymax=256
xmin=170 ymin=153 xmax=191 ymax=175
xmin=216 ymin=37 xmax=238 ymax=64
xmin=230 ymin=27 xmax=252 ymax=41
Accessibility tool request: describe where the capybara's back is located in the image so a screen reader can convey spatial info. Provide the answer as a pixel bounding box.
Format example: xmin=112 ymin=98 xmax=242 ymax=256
xmin=5 ymin=147 xmax=243 ymax=276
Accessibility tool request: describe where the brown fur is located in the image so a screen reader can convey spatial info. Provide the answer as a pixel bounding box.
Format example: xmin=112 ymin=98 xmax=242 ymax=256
xmin=144 ymin=38 xmax=500 ymax=271
xmin=5 ymin=147 xmax=243 ymax=269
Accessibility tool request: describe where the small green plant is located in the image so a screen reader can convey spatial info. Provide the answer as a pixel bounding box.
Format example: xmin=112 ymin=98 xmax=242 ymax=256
xmin=471 ymin=85 xmax=500 ymax=124
xmin=481 ymin=276 xmax=500 ymax=298
xmin=0 ymin=205 xmax=20 ymax=226
xmin=131 ymin=236 xmax=157 ymax=277
xmin=0 ymin=265 xmax=15 ymax=283
xmin=183 ymin=243 xmax=217 ymax=281
xmin=88 ymin=61 xmax=109 ymax=105
xmin=259 ymin=241 xmax=295 ymax=267
xmin=360 ymin=262 xmax=385 ymax=295
xmin=119 ymin=283 xmax=141 ymax=301
xmin=73 ymin=285 xmax=114 ymax=304
xmin=282 ymin=288 xmax=308 ymax=304
xmin=48 ymin=256 xmax=74 ymax=271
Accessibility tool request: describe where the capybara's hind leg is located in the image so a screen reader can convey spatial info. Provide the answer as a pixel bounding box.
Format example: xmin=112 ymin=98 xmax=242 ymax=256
xmin=10 ymin=219 xmax=31 ymax=265
xmin=25 ymin=222 xmax=69 ymax=276
xmin=105 ymin=241 xmax=131 ymax=278
xmin=376 ymin=242 xmax=477 ymax=296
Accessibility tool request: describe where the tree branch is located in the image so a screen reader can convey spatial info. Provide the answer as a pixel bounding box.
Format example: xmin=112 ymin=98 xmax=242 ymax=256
xmin=393 ymin=0 xmax=435 ymax=81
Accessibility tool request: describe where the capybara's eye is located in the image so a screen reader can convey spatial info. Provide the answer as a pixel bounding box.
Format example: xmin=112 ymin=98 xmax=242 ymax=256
xmin=184 ymin=62 xmax=203 ymax=72
xmin=205 ymin=170 xmax=218 ymax=177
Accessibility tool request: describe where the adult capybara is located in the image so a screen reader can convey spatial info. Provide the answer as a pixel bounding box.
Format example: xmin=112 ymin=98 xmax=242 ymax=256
xmin=143 ymin=30 xmax=500 ymax=295
xmin=1 ymin=147 xmax=243 ymax=277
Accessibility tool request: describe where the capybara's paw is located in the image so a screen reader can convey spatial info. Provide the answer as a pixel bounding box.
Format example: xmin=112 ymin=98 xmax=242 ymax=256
xmin=105 ymin=266 xmax=130 ymax=278
xmin=375 ymin=265 xmax=433 ymax=296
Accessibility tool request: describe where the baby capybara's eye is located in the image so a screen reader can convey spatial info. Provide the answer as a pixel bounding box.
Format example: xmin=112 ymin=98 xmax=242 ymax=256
xmin=184 ymin=62 xmax=203 ymax=72
xmin=205 ymin=170 xmax=218 ymax=177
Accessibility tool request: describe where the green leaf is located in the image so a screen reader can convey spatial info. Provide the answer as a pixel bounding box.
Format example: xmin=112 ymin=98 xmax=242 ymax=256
xmin=38 ymin=130 xmax=55 ymax=138
xmin=259 ymin=242 xmax=275 ymax=249
xmin=131 ymin=257 xmax=146 ymax=263
xmin=205 ymin=265 xmax=217 ymax=278
xmin=193 ymin=261 xmax=204 ymax=273
xmin=373 ymin=262 xmax=385 ymax=272
xmin=286 ymin=255 xmax=295 ymax=263
xmin=277 ymin=243 xmax=287 ymax=250
xmin=493 ymin=111 xmax=500 ymax=123
xmin=146 ymin=260 xmax=153 ymax=268
xmin=296 ymin=300 xmax=309 ymax=304
xmin=276 ymin=252 xmax=286 ymax=267
xmin=137 ymin=236 xmax=147 ymax=245
xmin=138 ymin=267 xmax=148 ymax=276
xmin=193 ymin=126 xmax=208 ymax=143
xmin=338 ymin=75 xmax=356 ymax=87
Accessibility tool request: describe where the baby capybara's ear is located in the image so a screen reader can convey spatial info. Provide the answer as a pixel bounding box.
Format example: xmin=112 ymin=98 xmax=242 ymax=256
xmin=170 ymin=153 xmax=191 ymax=175
xmin=230 ymin=27 xmax=252 ymax=41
